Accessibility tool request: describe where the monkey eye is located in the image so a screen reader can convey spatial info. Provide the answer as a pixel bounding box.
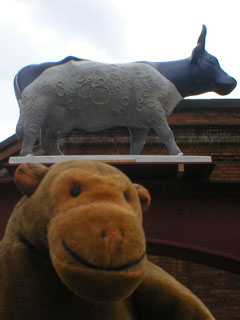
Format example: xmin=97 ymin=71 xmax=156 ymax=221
xmin=70 ymin=184 xmax=82 ymax=197
xmin=124 ymin=191 xmax=130 ymax=203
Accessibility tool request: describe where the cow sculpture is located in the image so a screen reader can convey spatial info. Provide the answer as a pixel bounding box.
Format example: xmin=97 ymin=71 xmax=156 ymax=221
xmin=14 ymin=25 xmax=237 ymax=156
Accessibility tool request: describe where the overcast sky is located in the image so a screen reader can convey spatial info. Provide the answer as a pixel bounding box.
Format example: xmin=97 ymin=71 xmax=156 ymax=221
xmin=0 ymin=0 xmax=239 ymax=142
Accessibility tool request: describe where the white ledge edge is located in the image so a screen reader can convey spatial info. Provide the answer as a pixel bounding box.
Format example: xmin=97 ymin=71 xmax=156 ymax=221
xmin=9 ymin=155 xmax=212 ymax=164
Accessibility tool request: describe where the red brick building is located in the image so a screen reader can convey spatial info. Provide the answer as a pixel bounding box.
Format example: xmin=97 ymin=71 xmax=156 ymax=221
xmin=1 ymin=99 xmax=240 ymax=319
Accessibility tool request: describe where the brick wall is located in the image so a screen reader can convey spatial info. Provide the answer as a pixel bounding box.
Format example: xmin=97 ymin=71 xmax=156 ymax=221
xmin=148 ymin=255 xmax=240 ymax=320
xmin=169 ymin=99 xmax=240 ymax=181
xmin=169 ymin=99 xmax=240 ymax=125
xmin=151 ymin=101 xmax=240 ymax=317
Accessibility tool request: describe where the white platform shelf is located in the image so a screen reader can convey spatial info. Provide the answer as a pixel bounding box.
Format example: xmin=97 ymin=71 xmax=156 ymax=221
xmin=9 ymin=155 xmax=212 ymax=164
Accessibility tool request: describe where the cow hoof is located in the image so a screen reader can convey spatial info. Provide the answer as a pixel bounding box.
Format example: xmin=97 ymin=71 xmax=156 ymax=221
xmin=176 ymin=152 xmax=183 ymax=156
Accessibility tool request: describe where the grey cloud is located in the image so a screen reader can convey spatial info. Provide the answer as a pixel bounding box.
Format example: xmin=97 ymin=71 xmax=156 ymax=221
xmin=28 ymin=0 xmax=128 ymax=61
xmin=0 ymin=24 xmax=42 ymax=79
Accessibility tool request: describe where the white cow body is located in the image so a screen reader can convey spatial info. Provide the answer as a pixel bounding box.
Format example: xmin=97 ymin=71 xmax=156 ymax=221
xmin=18 ymin=60 xmax=182 ymax=155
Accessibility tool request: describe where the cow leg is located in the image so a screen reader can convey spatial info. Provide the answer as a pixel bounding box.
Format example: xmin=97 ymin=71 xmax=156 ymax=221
xmin=128 ymin=127 xmax=149 ymax=155
xmin=40 ymin=127 xmax=62 ymax=155
xmin=16 ymin=116 xmax=24 ymax=141
xmin=152 ymin=119 xmax=183 ymax=155
xmin=20 ymin=124 xmax=40 ymax=156
xmin=19 ymin=101 xmax=50 ymax=156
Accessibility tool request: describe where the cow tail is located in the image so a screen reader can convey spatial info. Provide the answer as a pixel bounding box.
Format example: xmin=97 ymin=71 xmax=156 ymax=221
xmin=14 ymin=73 xmax=24 ymax=141
xmin=14 ymin=73 xmax=22 ymax=101
xmin=16 ymin=99 xmax=24 ymax=141
xmin=16 ymin=118 xmax=24 ymax=141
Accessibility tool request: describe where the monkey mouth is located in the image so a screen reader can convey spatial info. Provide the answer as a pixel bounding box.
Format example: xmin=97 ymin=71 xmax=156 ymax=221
xmin=62 ymin=240 xmax=146 ymax=272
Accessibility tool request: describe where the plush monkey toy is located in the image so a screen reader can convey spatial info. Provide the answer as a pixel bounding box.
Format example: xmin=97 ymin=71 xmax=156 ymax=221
xmin=0 ymin=161 xmax=214 ymax=319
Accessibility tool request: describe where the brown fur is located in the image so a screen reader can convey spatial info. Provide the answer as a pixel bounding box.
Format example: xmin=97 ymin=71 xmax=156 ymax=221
xmin=0 ymin=161 xmax=215 ymax=319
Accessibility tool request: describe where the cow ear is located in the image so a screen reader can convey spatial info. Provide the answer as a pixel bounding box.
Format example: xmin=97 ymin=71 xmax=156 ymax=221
xmin=197 ymin=24 xmax=207 ymax=49
xmin=133 ymin=183 xmax=151 ymax=212
xmin=14 ymin=163 xmax=49 ymax=197
xmin=191 ymin=25 xmax=206 ymax=65
xmin=191 ymin=44 xmax=203 ymax=65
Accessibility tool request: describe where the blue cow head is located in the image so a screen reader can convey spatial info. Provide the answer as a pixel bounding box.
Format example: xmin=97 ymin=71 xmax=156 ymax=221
xmin=190 ymin=25 xmax=237 ymax=96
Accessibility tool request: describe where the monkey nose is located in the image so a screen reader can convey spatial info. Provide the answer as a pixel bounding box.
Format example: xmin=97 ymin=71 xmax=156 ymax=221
xmin=101 ymin=229 xmax=124 ymax=249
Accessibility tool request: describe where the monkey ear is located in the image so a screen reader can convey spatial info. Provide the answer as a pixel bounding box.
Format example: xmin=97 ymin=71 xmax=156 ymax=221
xmin=14 ymin=163 xmax=49 ymax=197
xmin=133 ymin=183 xmax=151 ymax=212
